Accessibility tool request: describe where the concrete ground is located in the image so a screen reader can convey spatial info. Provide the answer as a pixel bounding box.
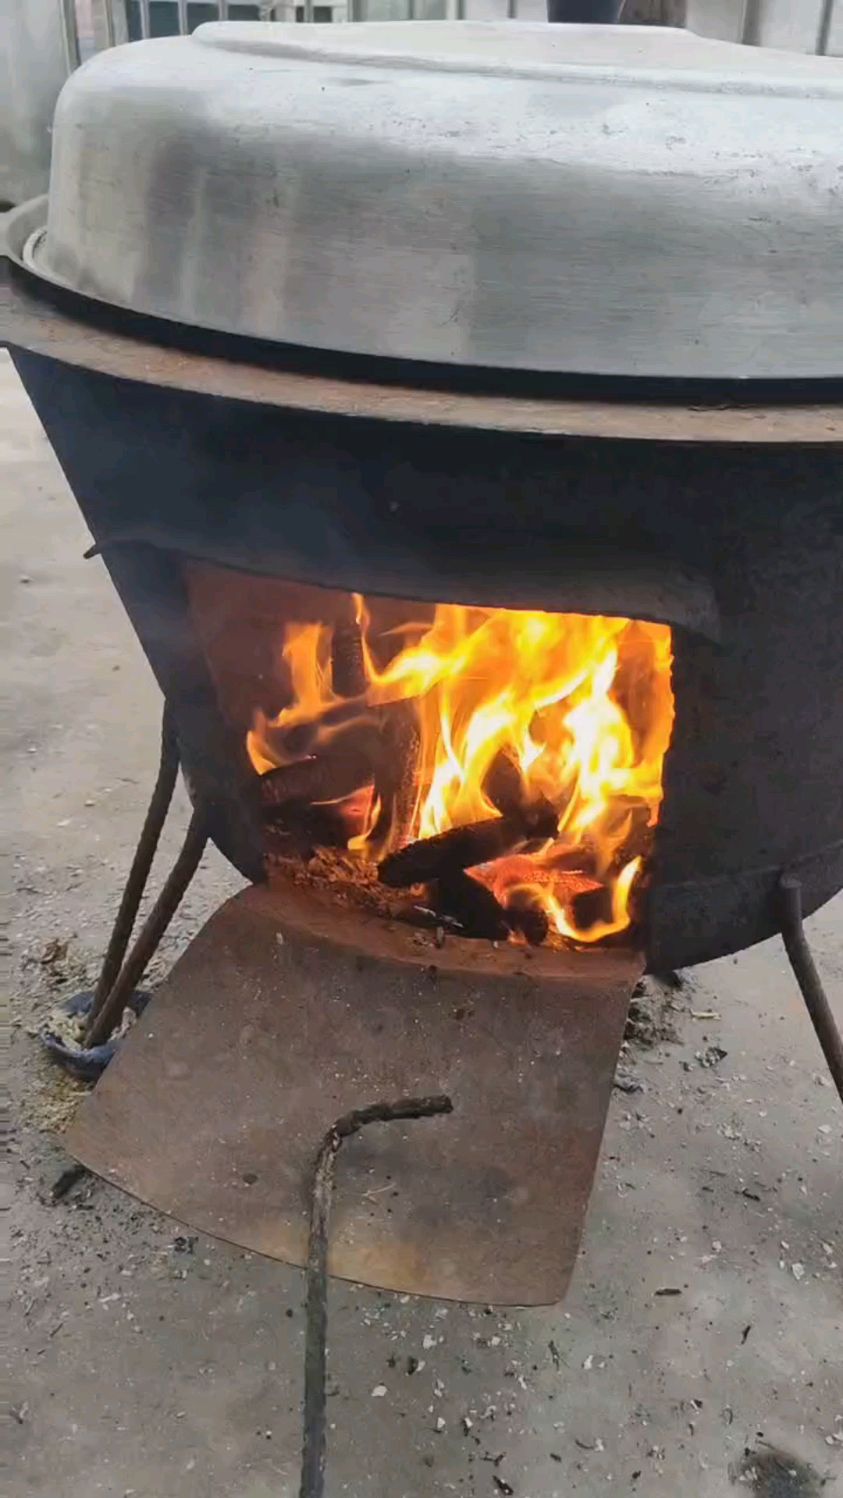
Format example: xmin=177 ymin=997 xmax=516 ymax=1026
xmin=4 ymin=350 xmax=841 ymax=1498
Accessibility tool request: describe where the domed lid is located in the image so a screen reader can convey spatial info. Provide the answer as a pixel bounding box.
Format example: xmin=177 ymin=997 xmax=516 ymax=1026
xmin=27 ymin=21 xmax=843 ymax=380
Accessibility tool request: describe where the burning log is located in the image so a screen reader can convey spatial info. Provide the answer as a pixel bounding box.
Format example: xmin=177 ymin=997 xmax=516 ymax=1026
xmin=434 ymin=871 xmax=510 ymax=941
xmin=378 ymin=804 xmax=558 ymax=889
xmin=267 ymin=695 xmax=413 ymax=769
xmin=372 ymin=701 xmax=421 ymax=851
xmin=331 ymin=619 xmax=367 ymax=700
xmin=272 ymin=699 xmax=366 ymax=760
xmin=504 ymin=888 xmax=550 ymax=947
xmin=260 ymin=734 xmax=378 ymax=815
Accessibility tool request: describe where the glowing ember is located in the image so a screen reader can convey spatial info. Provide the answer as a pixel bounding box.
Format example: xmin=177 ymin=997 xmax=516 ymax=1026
xmin=248 ymin=599 xmax=674 ymax=946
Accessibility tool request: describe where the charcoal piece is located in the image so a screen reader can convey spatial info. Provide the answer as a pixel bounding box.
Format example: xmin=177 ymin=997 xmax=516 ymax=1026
xmin=378 ymin=810 xmax=556 ymax=889
xmin=331 ymin=620 xmax=367 ymax=699
xmin=570 ymin=883 xmax=615 ymax=932
xmin=504 ymin=889 xmax=550 ymax=947
xmin=372 ymin=701 xmax=421 ymax=851
xmin=435 ymin=872 xmax=509 ymax=941
xmin=484 ymin=746 xmax=557 ymax=832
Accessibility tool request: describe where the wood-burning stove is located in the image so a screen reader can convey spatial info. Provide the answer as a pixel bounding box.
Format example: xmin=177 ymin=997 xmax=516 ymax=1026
xmin=3 ymin=20 xmax=841 ymax=1309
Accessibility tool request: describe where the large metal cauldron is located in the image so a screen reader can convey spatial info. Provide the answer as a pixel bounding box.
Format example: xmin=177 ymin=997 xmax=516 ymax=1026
xmin=20 ymin=20 xmax=843 ymax=380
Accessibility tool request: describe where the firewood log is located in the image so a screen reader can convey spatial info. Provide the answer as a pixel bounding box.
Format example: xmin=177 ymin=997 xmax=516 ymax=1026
xmin=260 ymin=728 xmax=380 ymax=813
xmin=371 ymin=701 xmax=421 ymax=851
xmin=331 ymin=619 xmax=367 ymax=699
xmin=378 ymin=804 xmax=558 ymax=889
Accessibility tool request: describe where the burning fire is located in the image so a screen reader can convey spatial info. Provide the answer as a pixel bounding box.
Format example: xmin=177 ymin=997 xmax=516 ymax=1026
xmin=248 ymin=599 xmax=674 ymax=946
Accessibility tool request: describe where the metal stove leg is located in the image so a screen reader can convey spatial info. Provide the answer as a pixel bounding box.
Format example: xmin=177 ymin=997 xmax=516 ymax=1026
xmin=84 ymin=809 xmax=209 ymax=1048
xmin=87 ymin=700 xmax=179 ymax=1020
xmin=779 ymin=876 xmax=843 ymax=1105
xmin=81 ymin=697 xmax=210 ymax=1050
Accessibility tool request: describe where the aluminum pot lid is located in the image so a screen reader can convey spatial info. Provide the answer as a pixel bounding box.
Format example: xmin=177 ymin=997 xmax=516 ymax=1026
xmin=31 ymin=21 xmax=843 ymax=381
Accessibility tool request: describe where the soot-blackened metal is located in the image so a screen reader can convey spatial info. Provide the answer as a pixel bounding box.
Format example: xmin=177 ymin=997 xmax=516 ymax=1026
xmin=12 ymin=344 xmax=843 ymax=973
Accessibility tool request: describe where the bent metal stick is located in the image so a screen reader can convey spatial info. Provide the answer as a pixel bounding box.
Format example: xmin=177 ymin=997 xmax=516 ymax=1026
xmin=299 ymin=1095 xmax=454 ymax=1498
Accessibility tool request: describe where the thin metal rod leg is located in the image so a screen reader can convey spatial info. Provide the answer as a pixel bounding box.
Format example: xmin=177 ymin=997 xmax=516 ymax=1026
xmin=779 ymin=876 xmax=843 ymax=1105
xmin=89 ymin=701 xmax=179 ymax=1017
xmin=84 ymin=810 xmax=209 ymax=1048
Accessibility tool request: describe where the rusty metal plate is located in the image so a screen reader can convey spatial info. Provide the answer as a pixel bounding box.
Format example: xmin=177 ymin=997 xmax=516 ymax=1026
xmin=67 ymin=881 xmax=642 ymax=1305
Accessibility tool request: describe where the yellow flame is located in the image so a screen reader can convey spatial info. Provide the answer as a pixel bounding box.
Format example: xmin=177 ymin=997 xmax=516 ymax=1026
xmin=250 ymin=600 xmax=674 ymax=945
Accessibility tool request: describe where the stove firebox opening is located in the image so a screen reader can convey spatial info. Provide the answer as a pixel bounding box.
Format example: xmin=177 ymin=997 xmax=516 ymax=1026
xmin=187 ymin=567 xmax=675 ymax=951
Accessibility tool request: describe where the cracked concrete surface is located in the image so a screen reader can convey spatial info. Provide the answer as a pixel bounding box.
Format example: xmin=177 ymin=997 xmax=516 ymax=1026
xmin=4 ymin=352 xmax=841 ymax=1497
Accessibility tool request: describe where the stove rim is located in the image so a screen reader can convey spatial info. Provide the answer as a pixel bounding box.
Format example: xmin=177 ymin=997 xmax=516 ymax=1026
xmin=5 ymin=202 xmax=843 ymax=448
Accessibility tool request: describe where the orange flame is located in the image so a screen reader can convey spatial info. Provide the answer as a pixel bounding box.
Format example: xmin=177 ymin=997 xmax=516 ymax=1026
xmin=249 ymin=599 xmax=674 ymax=945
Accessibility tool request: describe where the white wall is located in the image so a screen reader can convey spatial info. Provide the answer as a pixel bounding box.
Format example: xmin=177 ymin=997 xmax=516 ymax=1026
xmin=682 ymin=0 xmax=838 ymax=50
xmin=754 ymin=0 xmax=825 ymax=51
xmin=363 ymin=0 xmax=839 ymax=44
xmin=686 ymin=0 xmax=739 ymax=39
xmin=0 ymin=0 xmax=71 ymax=205
xmin=361 ymin=1 xmax=547 ymax=17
